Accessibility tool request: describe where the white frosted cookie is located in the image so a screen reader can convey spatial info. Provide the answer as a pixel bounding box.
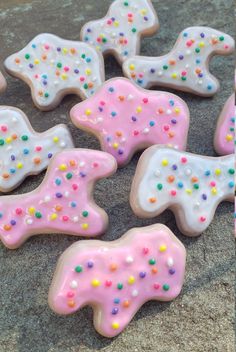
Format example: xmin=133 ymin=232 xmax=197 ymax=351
xmin=0 ymin=72 xmax=6 ymax=93
xmin=123 ymin=27 xmax=235 ymax=96
xmin=130 ymin=145 xmax=234 ymax=236
xmin=80 ymin=0 xmax=159 ymax=65
xmin=4 ymin=34 xmax=105 ymax=111
xmin=0 ymin=106 xmax=74 ymax=192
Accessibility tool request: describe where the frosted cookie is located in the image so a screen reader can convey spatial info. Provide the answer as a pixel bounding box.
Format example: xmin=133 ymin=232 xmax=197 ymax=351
xmin=70 ymin=78 xmax=190 ymax=167
xmin=214 ymin=94 xmax=235 ymax=155
xmin=0 ymin=107 xmax=74 ymax=193
xmin=0 ymin=72 xmax=7 ymax=93
xmin=0 ymin=149 xmax=117 ymax=249
xmin=80 ymin=0 xmax=159 ymax=65
xmin=130 ymin=146 xmax=234 ymax=237
xmin=4 ymin=34 xmax=105 ymax=111
xmin=123 ymin=27 xmax=235 ymax=96
xmin=48 ymin=224 xmax=186 ymax=338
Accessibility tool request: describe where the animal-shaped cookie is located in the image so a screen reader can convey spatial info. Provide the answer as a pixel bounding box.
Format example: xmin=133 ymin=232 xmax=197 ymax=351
xmin=4 ymin=34 xmax=105 ymax=111
xmin=48 ymin=224 xmax=186 ymax=338
xmin=0 ymin=107 xmax=74 ymax=192
xmin=214 ymin=94 xmax=235 ymax=155
xmin=123 ymin=27 xmax=235 ymax=96
xmin=130 ymin=146 xmax=234 ymax=236
xmin=0 ymin=72 xmax=7 ymax=93
xmin=0 ymin=149 xmax=117 ymax=249
xmin=70 ymin=78 xmax=190 ymax=167
xmin=80 ymin=0 xmax=159 ymax=65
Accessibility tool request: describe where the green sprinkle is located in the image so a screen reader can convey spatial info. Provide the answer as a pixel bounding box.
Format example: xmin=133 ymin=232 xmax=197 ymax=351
xmin=81 ymin=54 xmax=86 ymax=59
xmin=57 ymin=62 xmax=62 ymax=68
xmin=228 ymin=168 xmax=235 ymax=175
xmin=193 ymin=184 xmax=199 ymax=190
xmin=82 ymin=211 xmax=89 ymax=217
xmin=132 ymin=28 xmax=137 ymax=33
xmin=44 ymin=92 xmax=49 ymax=98
xmin=181 ymin=76 xmax=187 ymax=81
xmin=102 ymin=38 xmax=107 ymax=43
xmin=117 ymin=283 xmax=123 ymax=290
xmin=219 ymin=36 xmax=225 ymax=41
xmin=124 ymin=1 xmax=129 ymax=6
xmin=149 ymin=258 xmax=156 ymax=265
xmin=0 ymin=139 xmax=4 ymax=146
xmin=195 ymin=48 xmax=200 ymax=53
xmin=66 ymin=172 xmax=73 ymax=180
xmin=157 ymin=184 xmax=163 ymax=191
xmin=25 ymin=54 xmax=30 ymax=60
xmin=75 ymin=265 xmax=83 ymax=273
xmin=163 ymin=284 xmax=170 ymax=291
xmin=21 ymin=135 xmax=29 ymax=141
xmin=163 ymin=65 xmax=169 ymax=70
xmin=35 ymin=212 xmax=42 ymax=219
xmin=83 ymin=83 xmax=88 ymax=89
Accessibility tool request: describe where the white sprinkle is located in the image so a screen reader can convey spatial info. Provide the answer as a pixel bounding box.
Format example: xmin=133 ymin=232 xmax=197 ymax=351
xmin=132 ymin=289 xmax=139 ymax=297
xmin=126 ymin=256 xmax=134 ymax=264
xmin=70 ymin=280 xmax=78 ymax=289
xmin=167 ymin=258 xmax=174 ymax=267
xmin=26 ymin=219 xmax=33 ymax=225
xmin=154 ymin=170 xmax=161 ymax=177
xmin=185 ymin=168 xmax=192 ymax=176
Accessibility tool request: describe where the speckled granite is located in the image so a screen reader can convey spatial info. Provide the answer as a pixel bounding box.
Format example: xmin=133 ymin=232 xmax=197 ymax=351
xmin=0 ymin=0 xmax=235 ymax=351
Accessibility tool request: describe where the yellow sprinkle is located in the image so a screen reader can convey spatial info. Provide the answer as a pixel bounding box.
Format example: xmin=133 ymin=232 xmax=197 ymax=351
xmin=53 ymin=136 xmax=59 ymax=143
xmin=99 ymin=33 xmax=105 ymax=38
xmin=129 ymin=64 xmax=135 ymax=71
xmin=85 ymin=68 xmax=92 ymax=75
xmin=61 ymin=73 xmax=68 ymax=80
xmin=140 ymin=9 xmax=147 ymax=15
xmin=28 ymin=207 xmax=36 ymax=215
xmin=186 ymin=189 xmax=192 ymax=195
xmin=136 ymin=106 xmax=142 ymax=113
xmin=59 ymin=164 xmax=67 ymax=171
xmin=215 ymin=168 xmax=221 ymax=176
xmin=114 ymin=21 xmax=119 ymax=27
xmin=128 ymin=276 xmax=135 ymax=285
xmin=162 ymin=159 xmax=169 ymax=167
xmin=113 ymin=143 xmax=119 ymax=150
xmin=17 ymin=162 xmax=23 ymax=169
xmin=62 ymin=48 xmax=68 ymax=54
xmin=85 ymin=109 xmax=92 ymax=116
xmin=96 ymin=46 xmax=101 ymax=51
xmin=199 ymin=41 xmax=205 ymax=48
xmin=171 ymin=73 xmax=178 ymax=79
xmin=211 ymin=187 xmax=217 ymax=195
xmin=6 ymin=137 xmax=12 ymax=144
xmin=112 ymin=322 xmax=120 ymax=330
xmin=174 ymin=107 xmax=181 ymax=114
xmin=50 ymin=213 xmax=58 ymax=221
xmin=91 ymin=279 xmax=101 ymax=287
xmin=34 ymin=59 xmax=40 ymax=64
xmin=81 ymin=223 xmax=89 ymax=230
xmin=159 ymin=244 xmax=167 ymax=252
xmin=226 ymin=134 xmax=233 ymax=142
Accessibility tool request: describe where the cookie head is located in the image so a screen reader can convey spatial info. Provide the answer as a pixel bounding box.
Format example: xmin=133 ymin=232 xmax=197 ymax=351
xmin=4 ymin=34 xmax=105 ymax=110
xmin=49 ymin=224 xmax=186 ymax=337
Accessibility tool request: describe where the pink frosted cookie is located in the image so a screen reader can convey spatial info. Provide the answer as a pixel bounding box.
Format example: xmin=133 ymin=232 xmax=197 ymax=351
xmin=0 ymin=149 xmax=117 ymax=249
xmin=0 ymin=106 xmax=74 ymax=192
xmin=80 ymin=0 xmax=159 ymax=65
xmin=214 ymin=94 xmax=235 ymax=155
xmin=70 ymin=78 xmax=190 ymax=167
xmin=48 ymin=224 xmax=186 ymax=338
xmin=0 ymin=71 xmax=7 ymax=93
xmin=4 ymin=34 xmax=105 ymax=111
xmin=130 ymin=146 xmax=234 ymax=237
xmin=123 ymin=27 xmax=235 ymax=96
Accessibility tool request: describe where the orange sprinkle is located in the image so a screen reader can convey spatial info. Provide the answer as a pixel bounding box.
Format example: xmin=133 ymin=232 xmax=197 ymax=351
xmin=15 ymin=58 xmax=20 ymax=64
xmin=169 ymin=59 xmax=176 ymax=65
xmin=131 ymin=73 xmax=136 ymax=79
xmin=38 ymin=91 xmax=43 ymax=97
xmin=70 ymin=48 xmax=76 ymax=54
xmin=195 ymin=68 xmax=202 ymax=74
xmin=33 ymin=158 xmax=41 ymax=165
xmin=116 ymin=131 xmax=123 ymax=137
xmin=55 ymin=70 xmax=60 ymax=76
xmin=123 ymin=300 xmax=131 ymax=308
xmin=110 ymin=263 xmax=118 ymax=272
xmin=2 ymin=173 xmax=10 ymax=179
xmin=69 ymin=160 xmax=76 ymax=167
xmin=12 ymin=134 xmax=18 ymax=140
xmin=88 ymin=82 xmax=94 ymax=88
xmin=191 ymin=176 xmax=198 ymax=183
xmin=149 ymin=197 xmax=157 ymax=203
xmin=168 ymin=131 xmax=175 ymax=138
xmin=118 ymin=95 xmax=125 ymax=101
xmin=167 ymin=175 xmax=175 ymax=183
xmin=67 ymin=300 xmax=76 ymax=308
xmin=55 ymin=205 xmax=63 ymax=212
xmin=42 ymin=54 xmax=47 ymax=61
xmin=158 ymin=108 xmax=164 ymax=114
xmin=152 ymin=267 xmax=158 ymax=274
xmin=4 ymin=224 xmax=11 ymax=231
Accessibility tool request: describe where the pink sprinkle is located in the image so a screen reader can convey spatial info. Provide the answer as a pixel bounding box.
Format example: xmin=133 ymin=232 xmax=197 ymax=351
xmin=200 ymin=216 xmax=206 ymax=223
xmin=224 ymin=44 xmax=229 ymax=50
xmin=44 ymin=44 xmax=50 ymax=50
xmin=170 ymin=190 xmax=177 ymax=196
xmin=186 ymin=40 xmax=193 ymax=47
xmin=64 ymin=66 xmax=70 ymax=72
xmin=1 ymin=125 xmax=7 ymax=132
xmin=138 ymin=73 xmax=144 ymax=78
xmin=143 ymin=98 xmax=149 ymax=104
xmin=93 ymin=162 xmax=99 ymax=168
xmin=181 ymin=157 xmax=188 ymax=163
xmin=153 ymin=283 xmax=160 ymax=290
xmin=80 ymin=77 xmax=85 ymax=82
xmin=133 ymin=130 xmax=139 ymax=136
xmin=72 ymin=184 xmax=78 ymax=191
xmin=163 ymin=125 xmax=170 ymax=132
xmin=182 ymin=71 xmax=187 ymax=76
xmin=100 ymin=101 xmax=106 ymax=106
xmin=67 ymin=291 xmax=75 ymax=298
xmin=210 ymin=181 xmax=216 ymax=187
xmin=62 ymin=216 xmax=69 ymax=222
xmin=15 ymin=208 xmax=23 ymax=215
xmin=107 ymin=20 xmax=112 ymax=25
xmin=143 ymin=247 xmax=149 ymax=255
xmin=35 ymin=146 xmax=42 ymax=152
xmin=105 ymin=280 xmax=112 ymax=287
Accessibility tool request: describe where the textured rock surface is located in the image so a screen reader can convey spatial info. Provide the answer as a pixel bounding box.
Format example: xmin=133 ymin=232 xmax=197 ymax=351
xmin=0 ymin=0 xmax=234 ymax=351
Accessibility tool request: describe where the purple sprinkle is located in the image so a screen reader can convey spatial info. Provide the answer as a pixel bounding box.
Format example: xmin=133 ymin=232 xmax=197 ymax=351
xmin=202 ymin=194 xmax=207 ymax=200
xmin=198 ymin=73 xmax=203 ymax=78
xmin=111 ymin=17 xmax=115 ymax=21
xmin=87 ymin=261 xmax=94 ymax=268
xmin=112 ymin=308 xmax=119 ymax=315
xmin=132 ymin=116 xmax=137 ymax=122
xmin=169 ymin=268 xmax=176 ymax=275
xmin=139 ymin=272 xmax=146 ymax=279
xmin=172 ymin=164 xmax=178 ymax=171
xmin=29 ymin=64 xmax=34 ymax=69
xmin=10 ymin=220 xmax=16 ymax=226
xmin=119 ymin=32 xmax=125 ymax=37
xmin=144 ymin=16 xmax=148 ymax=21
xmin=118 ymin=149 xmax=124 ymax=155
xmin=56 ymin=192 xmax=63 ymax=198
xmin=179 ymin=55 xmax=184 ymax=60
xmin=48 ymin=153 xmax=53 ymax=159
xmin=200 ymin=33 xmax=205 ymax=38
xmin=150 ymin=68 xmax=156 ymax=74
xmin=74 ymin=69 xmax=79 ymax=74
xmin=98 ymin=107 xmax=103 ymax=112
xmin=42 ymin=80 xmax=47 ymax=86
xmin=57 ymin=47 xmax=61 ymax=52
xmin=80 ymin=172 xmax=86 ymax=177
xmin=11 ymin=155 xmax=16 ymax=161
xmin=171 ymin=119 xmax=177 ymax=124
xmin=87 ymin=28 xmax=92 ymax=33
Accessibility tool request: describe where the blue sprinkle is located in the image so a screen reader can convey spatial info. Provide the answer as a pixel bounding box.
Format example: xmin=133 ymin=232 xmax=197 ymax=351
xmin=71 ymin=201 xmax=77 ymax=208
xmin=111 ymin=111 xmax=117 ymax=117
xmin=229 ymin=181 xmax=235 ymax=188
xmin=108 ymin=87 xmax=114 ymax=93
xmin=205 ymin=170 xmax=211 ymax=176
xmin=55 ymin=178 xmax=61 ymax=186
xmin=177 ymin=182 xmax=184 ymax=188
xmin=10 ymin=168 xmax=16 ymax=174
xmin=149 ymin=121 xmax=155 ymax=127
xmin=23 ymin=149 xmax=29 ymax=155
xmin=169 ymin=100 xmax=175 ymax=106
xmin=114 ymin=298 xmax=120 ymax=304
xmin=0 ymin=213 xmax=3 ymax=219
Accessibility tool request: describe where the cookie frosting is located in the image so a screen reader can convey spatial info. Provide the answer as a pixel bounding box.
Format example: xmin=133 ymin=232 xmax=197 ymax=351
xmin=0 ymin=149 xmax=117 ymax=249
xmin=214 ymin=94 xmax=235 ymax=155
xmin=0 ymin=107 xmax=74 ymax=192
xmin=70 ymin=78 xmax=190 ymax=167
xmin=4 ymin=34 xmax=105 ymax=110
xmin=123 ymin=27 xmax=235 ymax=96
xmin=130 ymin=146 xmax=234 ymax=236
xmin=48 ymin=224 xmax=186 ymax=338
xmin=81 ymin=0 xmax=159 ymax=65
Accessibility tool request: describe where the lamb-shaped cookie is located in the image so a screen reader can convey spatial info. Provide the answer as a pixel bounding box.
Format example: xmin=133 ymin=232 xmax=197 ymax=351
xmin=0 ymin=72 xmax=7 ymax=93
xmin=0 ymin=149 xmax=117 ymax=249
xmin=123 ymin=27 xmax=235 ymax=96
xmin=0 ymin=107 xmax=74 ymax=192
xmin=214 ymin=94 xmax=235 ymax=155
xmin=48 ymin=224 xmax=186 ymax=338
xmin=70 ymin=78 xmax=190 ymax=167
xmin=130 ymin=146 xmax=234 ymax=236
xmin=4 ymin=34 xmax=105 ymax=111
xmin=80 ymin=0 xmax=159 ymax=65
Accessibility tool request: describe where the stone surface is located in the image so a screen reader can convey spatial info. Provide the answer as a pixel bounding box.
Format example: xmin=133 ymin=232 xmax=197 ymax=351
xmin=0 ymin=0 xmax=234 ymax=351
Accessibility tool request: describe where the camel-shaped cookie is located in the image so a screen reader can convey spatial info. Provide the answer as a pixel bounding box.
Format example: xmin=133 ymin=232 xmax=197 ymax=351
xmin=70 ymin=78 xmax=190 ymax=167
xmin=80 ymin=0 xmax=159 ymax=65
xmin=214 ymin=94 xmax=235 ymax=155
xmin=48 ymin=224 xmax=186 ymax=338
xmin=0 ymin=72 xmax=6 ymax=93
xmin=130 ymin=146 xmax=234 ymax=236
xmin=0 ymin=149 xmax=117 ymax=249
xmin=0 ymin=107 xmax=74 ymax=193
xmin=4 ymin=34 xmax=105 ymax=111
xmin=123 ymin=27 xmax=235 ymax=96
